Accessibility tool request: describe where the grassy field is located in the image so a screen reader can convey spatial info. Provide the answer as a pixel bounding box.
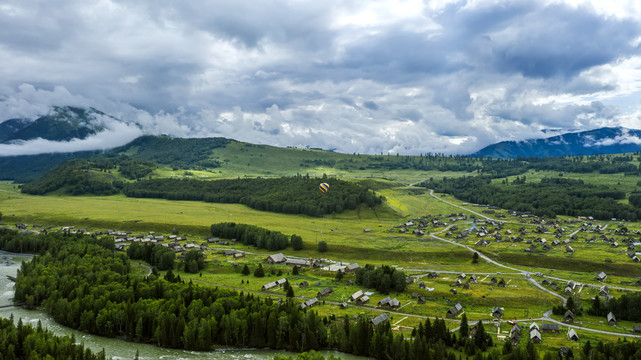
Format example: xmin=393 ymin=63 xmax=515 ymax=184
xmin=2 ymin=152 xmax=641 ymax=352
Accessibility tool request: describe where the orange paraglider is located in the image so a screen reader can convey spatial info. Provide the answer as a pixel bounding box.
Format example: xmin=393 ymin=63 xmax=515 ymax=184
xmin=319 ymin=182 xmax=329 ymax=194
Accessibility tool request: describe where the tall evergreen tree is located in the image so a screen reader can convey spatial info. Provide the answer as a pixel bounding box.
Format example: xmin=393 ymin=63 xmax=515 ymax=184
xmin=459 ymin=313 xmax=469 ymax=339
xmin=254 ymin=264 xmax=265 ymax=277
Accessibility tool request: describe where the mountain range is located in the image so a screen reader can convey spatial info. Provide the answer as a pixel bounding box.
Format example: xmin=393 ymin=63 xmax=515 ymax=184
xmin=1 ymin=106 xmax=641 ymax=182
xmin=471 ymin=127 xmax=641 ymax=158
xmin=0 ymin=106 xmax=113 ymax=144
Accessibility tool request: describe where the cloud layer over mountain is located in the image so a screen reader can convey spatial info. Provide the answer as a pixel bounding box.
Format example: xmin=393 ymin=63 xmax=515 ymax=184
xmin=1 ymin=0 xmax=640 ymax=155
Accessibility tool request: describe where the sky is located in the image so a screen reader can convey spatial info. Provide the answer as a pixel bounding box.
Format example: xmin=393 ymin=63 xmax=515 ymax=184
xmin=1 ymin=0 xmax=640 ymax=156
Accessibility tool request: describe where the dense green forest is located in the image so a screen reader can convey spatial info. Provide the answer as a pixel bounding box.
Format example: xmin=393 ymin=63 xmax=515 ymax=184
xmin=421 ymin=176 xmax=641 ymax=220
xmin=0 ymin=317 xmax=107 ymax=360
xmin=123 ymin=176 xmax=383 ymax=216
xmin=210 ymin=222 xmax=293 ymax=251
xmin=348 ymin=153 xmax=640 ymax=177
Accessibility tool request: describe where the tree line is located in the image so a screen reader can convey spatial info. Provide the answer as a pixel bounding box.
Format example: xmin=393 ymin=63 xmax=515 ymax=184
xmin=123 ymin=176 xmax=383 ymax=217
xmin=21 ymin=170 xmax=384 ymax=217
xmin=210 ymin=222 xmax=293 ymax=251
xmin=420 ymin=176 xmax=641 ymax=220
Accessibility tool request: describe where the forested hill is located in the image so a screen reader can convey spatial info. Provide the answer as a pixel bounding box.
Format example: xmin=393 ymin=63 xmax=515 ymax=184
xmin=471 ymin=127 xmax=641 ymax=159
xmin=107 ymin=135 xmax=230 ymax=169
xmin=0 ymin=134 xmax=480 ymax=182
xmin=0 ymin=135 xmax=229 ymax=182
xmin=0 ymin=106 xmax=111 ymax=143
xmin=4 ymin=133 xmax=641 ymax=185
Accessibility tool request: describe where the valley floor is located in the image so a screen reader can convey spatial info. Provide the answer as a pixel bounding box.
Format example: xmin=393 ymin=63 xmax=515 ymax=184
xmin=1 ymin=179 xmax=640 ymax=355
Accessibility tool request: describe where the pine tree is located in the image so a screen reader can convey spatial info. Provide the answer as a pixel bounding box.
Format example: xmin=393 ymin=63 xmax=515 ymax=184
xmin=526 ymin=339 xmax=537 ymax=360
xmin=164 ymin=268 xmax=175 ymax=282
xmin=590 ymin=295 xmax=601 ymax=315
xmin=459 ymin=313 xmax=469 ymax=339
xmin=254 ymin=264 xmax=265 ymax=277
xmin=473 ymin=321 xmax=489 ymax=351
xmin=242 ymin=265 xmax=250 ymax=275
xmin=502 ymin=338 xmax=513 ymax=354
xmin=583 ymin=340 xmax=592 ymax=358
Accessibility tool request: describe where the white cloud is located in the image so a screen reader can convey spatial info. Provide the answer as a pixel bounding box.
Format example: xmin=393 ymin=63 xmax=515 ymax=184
xmin=0 ymin=121 xmax=142 ymax=156
xmin=0 ymin=84 xmax=96 ymax=120
xmin=584 ymin=129 xmax=641 ymax=147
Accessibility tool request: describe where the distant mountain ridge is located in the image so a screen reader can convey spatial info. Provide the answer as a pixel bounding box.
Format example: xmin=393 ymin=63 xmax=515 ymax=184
xmin=471 ymin=127 xmax=641 ymax=158
xmin=0 ymin=106 xmax=114 ymax=143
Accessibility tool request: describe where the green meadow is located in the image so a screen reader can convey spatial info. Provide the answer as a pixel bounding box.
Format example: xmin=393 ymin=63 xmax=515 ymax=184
xmin=1 ymin=149 xmax=641 ymax=353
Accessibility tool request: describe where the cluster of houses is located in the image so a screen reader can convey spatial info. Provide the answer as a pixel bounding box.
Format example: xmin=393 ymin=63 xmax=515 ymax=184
xmin=564 ymin=306 xmax=619 ymax=327
xmin=261 ymin=278 xmax=288 ymax=291
xmin=452 ymin=274 xmax=506 ymax=289
xmin=540 ymin=277 xmax=615 ymax=298
xmin=266 ymin=253 xmax=316 ymax=267
xmin=299 ymin=287 xmax=333 ymax=310
xmin=378 ymin=297 xmax=401 ymax=308
xmin=563 ymin=280 xmax=579 ymax=295
xmin=524 ymin=236 xmax=576 ymax=253
xmin=506 ymin=321 xmax=565 ymax=345
xmin=264 ymin=253 xmax=361 ymax=273
xmin=349 ymin=290 xmax=370 ymax=305
xmin=449 ymin=215 xmax=641 ymax=263
xmin=388 ymin=214 xmax=453 ymax=234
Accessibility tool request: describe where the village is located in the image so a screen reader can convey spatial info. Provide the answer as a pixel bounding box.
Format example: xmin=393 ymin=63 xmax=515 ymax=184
xmin=3 ymin=207 xmax=641 ymax=351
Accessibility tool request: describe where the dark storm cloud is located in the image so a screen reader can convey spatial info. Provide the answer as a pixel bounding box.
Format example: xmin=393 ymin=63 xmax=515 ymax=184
xmin=0 ymin=0 xmax=639 ymax=156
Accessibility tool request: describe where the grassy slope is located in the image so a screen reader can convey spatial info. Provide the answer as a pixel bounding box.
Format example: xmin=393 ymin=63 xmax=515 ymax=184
xmin=145 ymin=140 xmax=477 ymax=184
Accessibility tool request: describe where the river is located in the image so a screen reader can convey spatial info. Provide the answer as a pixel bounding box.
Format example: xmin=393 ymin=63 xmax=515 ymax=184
xmin=0 ymin=251 xmax=366 ymax=360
